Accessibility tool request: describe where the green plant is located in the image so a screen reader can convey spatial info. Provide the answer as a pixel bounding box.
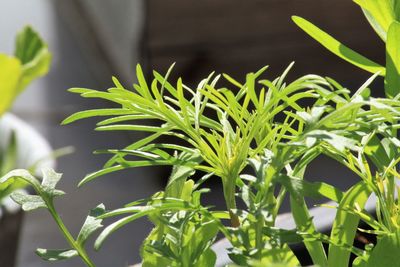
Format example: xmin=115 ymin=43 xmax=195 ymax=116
xmin=292 ymin=1 xmax=400 ymax=266
xmin=0 ymin=26 xmax=51 ymax=116
xmin=0 ymin=26 xmax=51 ymax=202
xmin=2 ymin=60 xmax=398 ymax=267
xmin=2 ymin=2 xmax=400 ymax=267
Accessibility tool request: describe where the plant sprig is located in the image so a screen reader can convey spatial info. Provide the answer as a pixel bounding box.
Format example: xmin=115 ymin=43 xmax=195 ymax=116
xmin=0 ymin=169 xmax=102 ymax=267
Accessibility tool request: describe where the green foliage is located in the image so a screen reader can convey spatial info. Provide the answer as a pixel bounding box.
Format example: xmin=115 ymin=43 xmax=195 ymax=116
xmin=356 ymin=230 xmax=400 ymax=267
xmin=0 ymin=132 xmax=20 ymax=200
xmin=62 ymin=62 xmax=339 ymax=229
xmin=0 ymin=169 xmax=101 ymax=267
xmin=293 ymin=0 xmax=400 ymax=98
xmin=2 ymin=2 xmax=400 ymax=266
xmin=0 ymin=26 xmax=51 ymax=116
xmin=294 ymin=2 xmax=400 ymax=266
xmin=385 ymin=21 xmax=400 ymax=98
xmin=291 ymin=16 xmax=385 ymax=76
xmin=0 ymin=26 xmax=51 ymax=203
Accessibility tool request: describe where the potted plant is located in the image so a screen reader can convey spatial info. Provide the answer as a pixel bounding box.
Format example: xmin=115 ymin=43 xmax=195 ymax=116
xmin=2 ymin=1 xmax=400 ymax=267
xmin=0 ymin=26 xmax=54 ymax=266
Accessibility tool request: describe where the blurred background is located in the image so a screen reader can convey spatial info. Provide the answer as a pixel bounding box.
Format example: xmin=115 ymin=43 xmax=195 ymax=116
xmin=0 ymin=0 xmax=384 ymax=266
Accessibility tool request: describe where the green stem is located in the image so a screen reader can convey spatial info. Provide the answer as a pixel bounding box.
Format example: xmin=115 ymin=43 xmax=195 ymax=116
xmin=223 ymin=178 xmax=240 ymax=227
xmin=47 ymin=202 xmax=95 ymax=267
xmin=255 ymin=213 xmax=264 ymax=260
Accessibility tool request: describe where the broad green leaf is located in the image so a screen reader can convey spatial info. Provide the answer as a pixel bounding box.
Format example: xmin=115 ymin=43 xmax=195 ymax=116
xmin=363 ymin=230 xmax=400 ymax=267
xmin=328 ymin=181 xmax=372 ymax=267
xmin=364 ymin=135 xmax=391 ymax=171
xmin=361 ymin=8 xmax=388 ymax=41
xmin=247 ymin=244 xmax=300 ymax=267
xmin=36 ymin=248 xmax=78 ymax=261
xmin=385 ymin=21 xmax=400 ymax=98
xmin=289 ymin=154 xmax=327 ymax=267
xmin=354 ymin=0 xmax=396 ymax=41
xmin=195 ymin=249 xmax=216 ymax=267
xmin=279 ymin=175 xmax=344 ymax=203
xmin=14 ymin=26 xmax=51 ymax=93
xmin=142 ymin=253 xmax=171 ymax=267
xmin=0 ymin=169 xmax=42 ymax=191
xmin=0 ymin=54 xmax=22 ymax=115
xmin=292 ymin=16 xmax=385 ymax=76
xmin=395 ymin=0 xmax=400 ymax=20
xmin=77 ymin=204 xmax=106 ymax=245
xmin=290 ymin=196 xmax=327 ymax=266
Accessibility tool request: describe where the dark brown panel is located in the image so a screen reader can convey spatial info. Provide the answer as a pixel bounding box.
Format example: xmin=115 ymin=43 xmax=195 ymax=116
xmin=146 ymin=0 xmax=384 ymax=94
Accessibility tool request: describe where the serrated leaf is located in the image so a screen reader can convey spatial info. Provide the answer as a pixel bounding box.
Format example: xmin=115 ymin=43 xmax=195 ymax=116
xmin=77 ymin=204 xmax=106 ymax=245
xmin=40 ymin=168 xmax=65 ymax=197
xmin=10 ymin=191 xmax=46 ymax=211
xmin=41 ymin=168 xmax=62 ymax=190
xmin=0 ymin=169 xmax=41 ymax=190
xmin=36 ymin=248 xmax=78 ymax=261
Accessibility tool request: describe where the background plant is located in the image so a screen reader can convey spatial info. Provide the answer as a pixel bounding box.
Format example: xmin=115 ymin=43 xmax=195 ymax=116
xmin=0 ymin=26 xmax=51 ymax=116
xmin=0 ymin=26 xmax=51 ymax=202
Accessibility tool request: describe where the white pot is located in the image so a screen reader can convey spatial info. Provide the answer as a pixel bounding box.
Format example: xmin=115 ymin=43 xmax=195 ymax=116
xmin=0 ymin=113 xmax=55 ymax=267
xmin=0 ymin=113 xmax=55 ymax=214
xmin=0 ymin=113 xmax=54 ymax=175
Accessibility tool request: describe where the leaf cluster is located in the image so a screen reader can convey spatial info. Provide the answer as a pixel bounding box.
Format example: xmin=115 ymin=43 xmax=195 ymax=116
xmin=3 ymin=2 xmax=400 ymax=267
xmin=0 ymin=26 xmax=51 ymax=116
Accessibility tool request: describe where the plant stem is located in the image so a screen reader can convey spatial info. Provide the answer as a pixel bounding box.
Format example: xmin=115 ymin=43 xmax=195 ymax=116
xmin=223 ymin=178 xmax=240 ymax=227
xmin=47 ymin=201 xmax=95 ymax=267
xmin=255 ymin=213 xmax=264 ymax=260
